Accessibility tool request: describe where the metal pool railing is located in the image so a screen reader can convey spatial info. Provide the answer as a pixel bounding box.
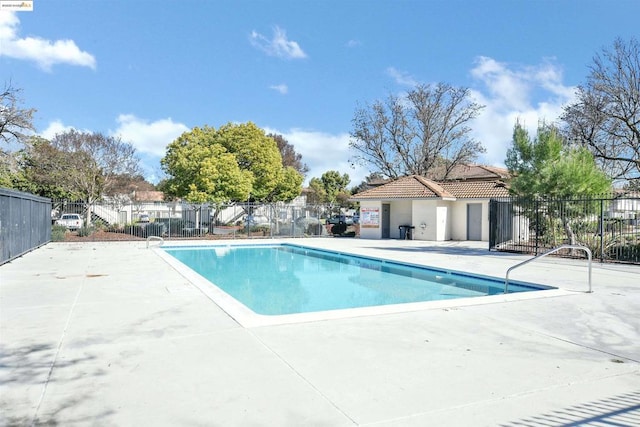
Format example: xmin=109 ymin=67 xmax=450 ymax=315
xmin=505 ymin=244 xmax=593 ymax=294
xmin=146 ymin=235 xmax=164 ymax=249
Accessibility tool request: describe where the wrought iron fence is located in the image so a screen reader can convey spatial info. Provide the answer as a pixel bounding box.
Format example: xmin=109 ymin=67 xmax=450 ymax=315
xmin=489 ymin=194 xmax=640 ymax=264
xmin=0 ymin=188 xmax=52 ymax=265
xmin=51 ymin=199 xmax=359 ymax=241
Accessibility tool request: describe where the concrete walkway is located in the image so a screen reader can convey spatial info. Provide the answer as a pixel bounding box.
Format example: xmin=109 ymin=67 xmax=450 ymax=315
xmin=1 ymin=239 xmax=639 ymax=426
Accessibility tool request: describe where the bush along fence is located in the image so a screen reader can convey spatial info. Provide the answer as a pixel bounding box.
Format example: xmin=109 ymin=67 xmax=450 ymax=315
xmin=489 ymin=193 xmax=640 ymax=264
xmin=1 ymin=188 xmax=51 ymax=265
xmin=50 ymin=199 xmax=359 ymax=241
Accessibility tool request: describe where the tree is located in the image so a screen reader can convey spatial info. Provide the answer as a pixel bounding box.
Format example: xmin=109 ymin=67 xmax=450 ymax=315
xmin=270 ymin=166 xmax=305 ymax=202
xmin=267 ymin=133 xmax=309 ymax=176
xmin=161 ymin=123 xmax=303 ymax=205
xmin=215 ymin=123 xmax=303 ymax=202
xmin=350 ymin=83 xmax=485 ymax=180
xmin=17 ymin=136 xmax=79 ymax=198
xmin=0 ymin=82 xmax=35 ymax=146
xmin=0 ymin=150 xmax=20 ymax=188
xmin=111 ymin=174 xmax=156 ymax=198
xmin=505 ymin=121 xmax=611 ymax=245
xmin=308 ymin=170 xmax=351 ymax=208
xmin=623 ymin=180 xmax=640 ymax=192
xmin=161 ymin=127 xmax=252 ymax=204
xmin=321 ymin=170 xmax=350 ymax=203
xmin=307 ymin=177 xmax=328 ymax=205
xmin=506 ymin=122 xmax=611 ymax=197
xmin=350 ymin=172 xmax=386 ymax=195
xmin=20 ymin=131 xmax=141 ymax=223
xmin=561 ymin=37 xmax=640 ymax=183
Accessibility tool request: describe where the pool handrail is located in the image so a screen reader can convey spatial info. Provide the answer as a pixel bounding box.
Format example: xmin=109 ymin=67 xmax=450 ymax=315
xmin=146 ymin=235 xmax=164 ymax=249
xmin=504 ymin=244 xmax=592 ymax=294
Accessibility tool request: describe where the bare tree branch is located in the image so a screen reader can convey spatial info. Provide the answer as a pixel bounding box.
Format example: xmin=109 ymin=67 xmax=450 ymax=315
xmin=13 ymin=130 xmax=142 ymax=206
xmin=0 ymin=82 xmax=36 ymax=146
xmin=562 ymin=37 xmax=640 ymax=182
xmin=350 ymin=83 xmax=485 ymax=180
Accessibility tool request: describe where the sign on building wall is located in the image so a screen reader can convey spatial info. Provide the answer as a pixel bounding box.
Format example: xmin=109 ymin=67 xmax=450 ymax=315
xmin=360 ymin=207 xmax=380 ymax=228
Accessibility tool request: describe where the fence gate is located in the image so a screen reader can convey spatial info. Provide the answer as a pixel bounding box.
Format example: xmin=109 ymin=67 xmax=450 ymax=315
xmin=489 ymin=199 xmax=514 ymax=249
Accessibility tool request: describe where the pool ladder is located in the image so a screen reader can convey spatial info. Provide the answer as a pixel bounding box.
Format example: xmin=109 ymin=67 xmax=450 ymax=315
xmin=504 ymin=244 xmax=592 ymax=294
xmin=146 ymin=236 xmax=164 ymax=248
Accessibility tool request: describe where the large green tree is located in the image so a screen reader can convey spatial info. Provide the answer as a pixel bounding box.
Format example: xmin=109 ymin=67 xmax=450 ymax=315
xmin=161 ymin=126 xmax=252 ymax=204
xmin=308 ymin=170 xmax=351 ymax=207
xmin=506 ymin=121 xmax=611 ymax=246
xmin=161 ymin=122 xmax=303 ymax=205
xmin=506 ymin=122 xmax=611 ymax=198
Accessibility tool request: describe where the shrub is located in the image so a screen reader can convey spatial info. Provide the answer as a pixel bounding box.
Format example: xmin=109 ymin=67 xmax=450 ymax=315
xmin=93 ymin=219 xmax=107 ymax=231
xmin=607 ymin=243 xmax=640 ymax=263
xmin=51 ymin=225 xmax=67 ymax=242
xmin=107 ymin=223 xmax=124 ymax=233
xmin=331 ymin=223 xmax=347 ymax=236
xmin=579 ymin=233 xmax=610 ymax=259
xmin=77 ymin=225 xmax=95 ymax=237
xmin=250 ymin=225 xmax=271 ymax=236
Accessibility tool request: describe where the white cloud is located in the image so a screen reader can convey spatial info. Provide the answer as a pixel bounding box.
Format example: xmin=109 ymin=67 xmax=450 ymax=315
xmin=39 ymin=115 xmax=188 ymax=157
xmin=0 ymin=11 xmax=96 ymax=71
xmin=269 ymin=83 xmax=288 ymax=94
xmin=111 ymin=114 xmax=189 ymax=157
xmin=264 ymin=127 xmax=369 ymax=186
xmin=469 ymin=56 xmax=577 ymax=167
xmin=249 ymin=26 xmax=307 ymax=59
xmin=36 ymin=116 xmax=186 ymax=183
xmin=345 ymin=39 xmax=361 ymax=48
xmin=39 ymin=120 xmax=77 ymax=139
xmin=386 ymin=67 xmax=418 ymax=87
xmin=263 ymin=58 xmax=575 ymax=187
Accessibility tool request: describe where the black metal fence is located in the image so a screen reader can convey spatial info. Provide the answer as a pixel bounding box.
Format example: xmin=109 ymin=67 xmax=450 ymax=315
xmin=489 ymin=194 xmax=640 ymax=264
xmin=0 ymin=188 xmax=52 ymax=265
xmin=51 ymin=199 xmax=358 ymax=240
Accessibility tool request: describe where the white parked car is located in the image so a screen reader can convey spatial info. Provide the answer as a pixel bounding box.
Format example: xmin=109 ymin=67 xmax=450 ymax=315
xmin=56 ymin=213 xmax=84 ymax=230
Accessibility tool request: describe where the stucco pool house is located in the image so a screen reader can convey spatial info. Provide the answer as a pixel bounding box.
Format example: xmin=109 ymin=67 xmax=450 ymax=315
xmin=350 ymin=164 xmax=510 ymax=241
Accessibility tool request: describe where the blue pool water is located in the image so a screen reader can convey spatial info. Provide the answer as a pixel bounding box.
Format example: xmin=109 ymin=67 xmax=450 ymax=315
xmin=163 ymin=244 xmax=547 ymax=316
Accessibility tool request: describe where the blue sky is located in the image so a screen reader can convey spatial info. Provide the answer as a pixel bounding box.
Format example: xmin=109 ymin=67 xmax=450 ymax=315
xmin=2 ymin=0 xmax=638 ymax=186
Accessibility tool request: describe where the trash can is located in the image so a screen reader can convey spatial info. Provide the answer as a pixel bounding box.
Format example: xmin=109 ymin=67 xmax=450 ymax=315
xmin=399 ymin=225 xmax=414 ymax=240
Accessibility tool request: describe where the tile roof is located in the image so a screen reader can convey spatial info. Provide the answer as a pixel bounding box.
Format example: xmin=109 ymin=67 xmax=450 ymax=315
xmin=350 ymin=175 xmax=453 ymax=200
xmin=426 ymin=163 xmax=511 ymax=181
xmin=351 ymin=175 xmax=510 ymax=200
xmin=440 ymin=180 xmax=510 ymax=198
xmin=133 ymin=190 xmax=165 ymax=202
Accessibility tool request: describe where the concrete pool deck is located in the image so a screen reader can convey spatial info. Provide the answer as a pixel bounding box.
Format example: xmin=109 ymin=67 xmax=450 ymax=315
xmin=1 ymin=239 xmax=639 ymax=426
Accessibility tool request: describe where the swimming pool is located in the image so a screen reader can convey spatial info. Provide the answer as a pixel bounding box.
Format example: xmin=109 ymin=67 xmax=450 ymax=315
xmin=160 ymin=243 xmax=552 ymax=323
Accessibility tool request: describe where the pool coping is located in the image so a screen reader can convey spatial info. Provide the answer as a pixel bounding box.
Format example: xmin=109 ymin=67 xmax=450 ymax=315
xmin=153 ymin=241 xmax=575 ymax=328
